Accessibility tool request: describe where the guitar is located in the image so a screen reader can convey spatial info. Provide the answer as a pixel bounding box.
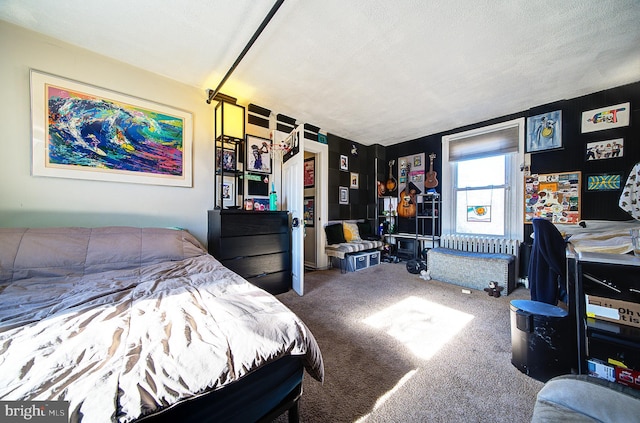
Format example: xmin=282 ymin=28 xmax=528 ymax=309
xmin=385 ymin=160 xmax=397 ymax=192
xmin=425 ymin=153 xmax=438 ymax=188
xmin=397 ymin=164 xmax=417 ymax=218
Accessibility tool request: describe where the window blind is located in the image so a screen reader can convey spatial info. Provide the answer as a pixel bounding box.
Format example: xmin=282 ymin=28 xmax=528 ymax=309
xmin=448 ymin=125 xmax=519 ymax=162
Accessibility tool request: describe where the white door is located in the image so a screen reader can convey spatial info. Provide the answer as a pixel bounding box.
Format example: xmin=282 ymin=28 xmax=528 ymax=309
xmin=282 ymin=125 xmax=305 ymax=295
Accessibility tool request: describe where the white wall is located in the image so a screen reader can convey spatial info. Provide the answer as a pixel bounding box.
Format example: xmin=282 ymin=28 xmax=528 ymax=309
xmin=0 ymin=21 xmax=214 ymax=244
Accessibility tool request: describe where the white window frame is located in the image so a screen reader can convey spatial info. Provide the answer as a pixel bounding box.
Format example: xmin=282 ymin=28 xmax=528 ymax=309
xmin=441 ymin=118 xmax=526 ymax=241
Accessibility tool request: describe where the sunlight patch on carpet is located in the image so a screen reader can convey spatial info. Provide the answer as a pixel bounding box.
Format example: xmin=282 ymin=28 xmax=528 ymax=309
xmin=353 ymin=369 xmax=417 ymax=423
xmin=362 ymin=296 xmax=474 ymax=360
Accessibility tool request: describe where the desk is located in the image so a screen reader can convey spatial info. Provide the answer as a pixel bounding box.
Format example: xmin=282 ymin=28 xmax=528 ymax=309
xmin=570 ymin=251 xmax=640 ymax=385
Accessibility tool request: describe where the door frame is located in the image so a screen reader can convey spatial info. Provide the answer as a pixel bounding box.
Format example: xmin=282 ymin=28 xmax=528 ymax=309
xmin=305 ymin=139 xmax=329 ymax=270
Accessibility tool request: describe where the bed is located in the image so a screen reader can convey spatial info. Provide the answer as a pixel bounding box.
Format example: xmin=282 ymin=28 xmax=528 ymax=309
xmin=0 ymin=226 xmax=324 ymax=422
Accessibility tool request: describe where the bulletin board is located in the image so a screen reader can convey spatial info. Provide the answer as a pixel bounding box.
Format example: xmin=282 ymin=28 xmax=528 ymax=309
xmin=524 ymin=171 xmax=581 ymax=224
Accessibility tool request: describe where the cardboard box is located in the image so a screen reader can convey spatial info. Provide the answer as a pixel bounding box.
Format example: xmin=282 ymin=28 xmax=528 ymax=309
xmin=615 ymin=367 xmax=640 ymax=390
xmin=587 ymin=358 xmax=616 ymax=382
xmin=586 ymin=295 xmax=640 ymax=329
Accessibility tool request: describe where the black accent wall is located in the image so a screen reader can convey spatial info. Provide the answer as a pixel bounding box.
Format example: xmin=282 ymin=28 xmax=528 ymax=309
xmin=325 ymin=81 xmax=640 ymax=238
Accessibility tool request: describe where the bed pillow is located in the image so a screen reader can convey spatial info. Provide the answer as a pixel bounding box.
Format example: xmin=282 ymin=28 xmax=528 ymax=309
xmin=342 ymin=222 xmax=362 ymax=242
xmin=325 ymin=223 xmax=346 ymax=245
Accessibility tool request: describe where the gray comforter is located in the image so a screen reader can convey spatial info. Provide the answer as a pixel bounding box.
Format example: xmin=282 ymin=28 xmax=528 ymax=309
xmin=0 ymin=227 xmax=323 ymax=422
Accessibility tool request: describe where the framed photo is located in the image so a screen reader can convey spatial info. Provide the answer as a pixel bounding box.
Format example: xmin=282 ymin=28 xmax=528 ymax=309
xmin=586 ymin=138 xmax=624 ymax=161
xmin=339 ymin=186 xmax=349 ymax=204
xmin=340 ymin=154 xmax=348 ymax=171
xmin=246 ymin=134 xmax=271 ymax=174
xmin=304 ymin=158 xmax=315 ymax=188
xmin=216 ymin=148 xmax=236 ymax=171
xmin=526 ymin=110 xmax=562 ymax=153
xmin=30 ymin=70 xmax=193 ymax=187
xmin=350 ymin=172 xmax=359 ymax=189
xmin=304 ymin=197 xmax=315 ymax=227
xmin=581 ymin=102 xmax=630 ymax=133
xmin=586 ymin=173 xmax=622 ymax=191
xmin=216 ymin=176 xmax=235 ymax=208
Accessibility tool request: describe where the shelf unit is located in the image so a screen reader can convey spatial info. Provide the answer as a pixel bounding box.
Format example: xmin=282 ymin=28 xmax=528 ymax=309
xmin=214 ymin=138 xmax=244 ymax=209
xmin=415 ymin=192 xmax=441 ymax=251
xmin=377 ymin=193 xmax=441 ymax=260
xmin=572 ymin=252 xmax=640 ymax=388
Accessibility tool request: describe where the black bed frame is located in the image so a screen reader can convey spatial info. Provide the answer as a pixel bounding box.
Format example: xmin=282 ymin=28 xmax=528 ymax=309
xmin=135 ymin=355 xmax=304 ymax=423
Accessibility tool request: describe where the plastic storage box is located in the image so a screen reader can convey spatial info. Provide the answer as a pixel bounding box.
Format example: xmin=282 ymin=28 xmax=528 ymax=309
xmin=346 ymin=252 xmax=369 ymax=272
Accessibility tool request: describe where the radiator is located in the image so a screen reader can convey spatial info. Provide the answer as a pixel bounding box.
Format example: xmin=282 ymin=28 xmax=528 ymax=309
xmin=439 ymin=234 xmax=520 ymax=256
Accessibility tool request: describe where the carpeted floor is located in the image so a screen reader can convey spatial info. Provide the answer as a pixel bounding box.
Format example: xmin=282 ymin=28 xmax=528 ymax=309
xmin=274 ymin=261 xmax=545 ymax=422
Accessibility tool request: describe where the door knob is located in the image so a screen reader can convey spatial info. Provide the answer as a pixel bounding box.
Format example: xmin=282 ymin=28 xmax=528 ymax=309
xmin=292 ymin=217 xmax=300 ymax=228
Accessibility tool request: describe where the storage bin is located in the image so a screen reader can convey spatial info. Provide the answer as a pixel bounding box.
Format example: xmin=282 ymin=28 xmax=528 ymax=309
xmin=368 ymin=251 xmax=380 ymax=267
xmin=510 ymin=299 xmax=574 ymax=382
xmin=346 ymin=252 xmax=369 ymax=272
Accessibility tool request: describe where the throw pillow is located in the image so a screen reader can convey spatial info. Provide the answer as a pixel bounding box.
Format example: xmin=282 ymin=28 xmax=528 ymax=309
xmin=357 ymin=221 xmax=372 ymax=236
xmin=325 ymin=223 xmax=346 ymax=245
xmin=342 ymin=222 xmax=362 ymax=242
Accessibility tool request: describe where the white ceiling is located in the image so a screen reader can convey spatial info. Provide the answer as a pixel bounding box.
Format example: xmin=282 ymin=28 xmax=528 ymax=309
xmin=2 ymin=0 xmax=640 ymax=146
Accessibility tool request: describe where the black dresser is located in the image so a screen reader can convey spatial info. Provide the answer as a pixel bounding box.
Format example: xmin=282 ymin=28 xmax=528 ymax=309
xmin=207 ymin=209 xmax=291 ymax=295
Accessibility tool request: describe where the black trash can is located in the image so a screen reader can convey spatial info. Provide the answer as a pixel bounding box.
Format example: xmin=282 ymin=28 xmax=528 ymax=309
xmin=510 ymin=299 xmax=573 ymax=382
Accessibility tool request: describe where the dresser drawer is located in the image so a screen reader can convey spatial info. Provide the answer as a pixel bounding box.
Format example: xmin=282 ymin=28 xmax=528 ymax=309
xmin=222 ymin=251 xmax=290 ymax=279
xmin=216 ymin=233 xmax=289 ymax=260
xmin=220 ymin=212 xmax=288 ymax=237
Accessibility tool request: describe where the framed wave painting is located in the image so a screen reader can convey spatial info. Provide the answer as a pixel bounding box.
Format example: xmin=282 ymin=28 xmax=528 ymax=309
xmin=30 ymin=70 xmax=193 ymax=186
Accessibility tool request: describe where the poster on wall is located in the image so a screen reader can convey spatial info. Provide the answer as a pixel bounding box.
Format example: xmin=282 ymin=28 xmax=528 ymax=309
xmin=30 ymin=70 xmax=193 ymax=187
xmin=581 ymin=102 xmax=630 ymax=133
xmin=524 ymin=171 xmax=581 ymax=224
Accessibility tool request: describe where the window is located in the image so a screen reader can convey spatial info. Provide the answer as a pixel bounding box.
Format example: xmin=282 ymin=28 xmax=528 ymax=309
xmin=441 ymin=118 xmax=525 ymax=240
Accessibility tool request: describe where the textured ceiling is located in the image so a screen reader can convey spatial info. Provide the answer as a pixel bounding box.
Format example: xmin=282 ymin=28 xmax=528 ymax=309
xmin=2 ymin=0 xmax=640 ymax=146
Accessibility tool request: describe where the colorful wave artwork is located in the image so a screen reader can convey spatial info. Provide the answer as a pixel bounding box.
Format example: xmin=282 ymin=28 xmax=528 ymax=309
xmin=46 ymin=86 xmax=184 ymax=176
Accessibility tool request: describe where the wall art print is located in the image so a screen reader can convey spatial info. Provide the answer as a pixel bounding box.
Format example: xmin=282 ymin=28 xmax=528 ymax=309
xmin=581 ymin=102 xmax=630 ymax=133
xmin=304 ymin=157 xmax=315 ymax=188
xmin=586 ymin=173 xmax=622 ymax=191
xmin=30 ymin=70 xmax=193 ymax=187
xmin=524 ymin=171 xmax=581 ymax=224
xmin=586 ymin=138 xmax=624 ymax=161
xmin=246 ymin=134 xmax=271 ymax=174
xmin=526 ymin=110 xmax=562 ymax=153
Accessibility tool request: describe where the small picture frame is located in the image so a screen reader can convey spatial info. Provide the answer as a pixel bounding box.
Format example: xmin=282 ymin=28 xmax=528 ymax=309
xmin=350 ymin=172 xmax=359 ymax=189
xmin=526 ymin=110 xmax=562 ymax=153
xmin=585 ymin=138 xmax=623 ymax=161
xmin=340 ymin=154 xmax=348 ymax=171
xmin=304 ymin=197 xmax=315 ymax=227
xmin=339 ymin=186 xmax=349 ymax=204
xmin=216 ymin=148 xmax=236 ymax=171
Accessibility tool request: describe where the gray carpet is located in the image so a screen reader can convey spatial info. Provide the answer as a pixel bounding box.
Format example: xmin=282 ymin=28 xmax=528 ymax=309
xmin=275 ymin=262 xmax=545 ymax=422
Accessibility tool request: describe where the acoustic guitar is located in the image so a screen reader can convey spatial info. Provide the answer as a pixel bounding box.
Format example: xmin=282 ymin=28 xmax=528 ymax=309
xmin=425 ymin=153 xmax=438 ymax=189
xmin=397 ymin=164 xmax=417 ymax=218
xmin=385 ymin=160 xmax=397 ymax=192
